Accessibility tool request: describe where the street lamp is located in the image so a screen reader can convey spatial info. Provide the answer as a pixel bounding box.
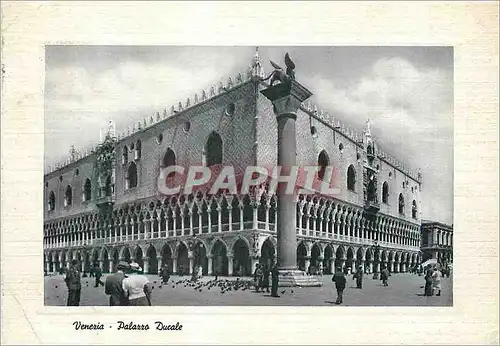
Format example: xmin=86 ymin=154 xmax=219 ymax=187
xmin=371 ymin=240 xmax=381 ymax=280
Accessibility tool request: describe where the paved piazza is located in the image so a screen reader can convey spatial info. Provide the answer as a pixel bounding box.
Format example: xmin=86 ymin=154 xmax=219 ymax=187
xmin=45 ymin=273 xmax=452 ymax=307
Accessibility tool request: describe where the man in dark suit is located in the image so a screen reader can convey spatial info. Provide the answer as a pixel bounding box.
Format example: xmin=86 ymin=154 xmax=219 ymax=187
xmin=105 ymin=261 xmax=130 ymax=306
xmin=65 ymin=260 xmax=82 ymax=306
xmin=270 ymin=262 xmax=280 ymax=297
xmin=332 ymin=266 xmax=346 ymax=305
xmin=94 ymin=264 xmax=104 ymax=287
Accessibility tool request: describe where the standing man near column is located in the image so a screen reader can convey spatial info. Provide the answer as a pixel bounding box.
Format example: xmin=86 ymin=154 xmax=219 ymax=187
xmin=270 ymin=261 xmax=280 ymax=297
xmin=65 ymin=259 xmax=82 ymax=306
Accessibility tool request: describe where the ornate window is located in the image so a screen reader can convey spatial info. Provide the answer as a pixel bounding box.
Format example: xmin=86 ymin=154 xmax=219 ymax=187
xmin=105 ymin=176 xmax=113 ymax=196
xmin=83 ymin=179 xmax=92 ymax=202
xmin=126 ymin=162 xmax=138 ymax=189
xmin=122 ymin=146 xmax=128 ymax=165
xmin=48 ymin=191 xmax=55 ymax=211
xmin=64 ymin=185 xmax=72 ymax=207
xmin=135 ymin=140 xmax=142 ymax=160
xmin=398 ymin=193 xmax=405 ymax=215
xmin=412 ymin=200 xmax=417 ymax=219
xmin=204 ymin=132 xmax=223 ymax=166
xmin=382 ymin=182 xmax=389 ymax=203
xmin=347 ymin=165 xmax=356 ymax=191
xmin=317 ymin=150 xmax=329 ymax=181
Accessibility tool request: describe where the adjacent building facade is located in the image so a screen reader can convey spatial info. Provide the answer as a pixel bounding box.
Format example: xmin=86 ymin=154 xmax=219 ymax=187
xmin=420 ymin=220 xmax=453 ymax=264
xmin=44 ymin=50 xmax=422 ymax=277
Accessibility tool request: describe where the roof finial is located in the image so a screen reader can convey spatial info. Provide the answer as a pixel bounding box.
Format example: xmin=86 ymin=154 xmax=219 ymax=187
xmin=250 ymin=47 xmax=265 ymax=79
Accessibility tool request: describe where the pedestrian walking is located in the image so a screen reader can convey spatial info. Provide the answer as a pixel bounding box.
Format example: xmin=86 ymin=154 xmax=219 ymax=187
xmin=424 ymin=268 xmax=433 ymax=296
xmin=354 ymin=265 xmax=363 ymax=289
xmin=270 ymin=262 xmax=280 ymax=297
xmin=262 ymin=264 xmax=270 ymax=293
xmin=105 ymin=261 xmax=130 ymax=306
xmin=122 ymin=262 xmax=153 ymax=306
xmin=93 ymin=264 xmax=104 ymax=287
xmin=332 ymin=267 xmax=347 ymax=304
xmin=160 ymin=264 xmax=170 ymax=284
xmin=254 ymin=264 xmax=263 ymax=292
xmin=64 ymin=260 xmax=82 ymax=306
xmin=432 ymin=267 xmax=442 ymax=296
xmin=380 ymin=266 xmax=389 ymax=287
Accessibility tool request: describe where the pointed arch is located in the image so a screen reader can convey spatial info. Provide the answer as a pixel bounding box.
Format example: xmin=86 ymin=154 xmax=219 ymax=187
xmin=382 ymin=181 xmax=389 ymax=204
xmin=412 ymin=200 xmax=417 ymax=219
xmin=126 ymin=162 xmax=138 ymax=189
xmin=347 ymin=165 xmax=356 ymax=191
xmin=83 ymin=178 xmax=92 ymax=202
xmin=135 ymin=140 xmax=142 ymax=160
xmin=398 ymin=193 xmax=405 ymax=215
xmin=317 ymin=150 xmax=329 ymax=181
xmin=162 ymin=148 xmax=176 ymax=168
xmin=64 ymin=185 xmax=73 ymax=207
xmin=204 ymin=131 xmax=223 ymax=166
xmin=48 ymin=191 xmax=56 ymax=211
xmin=122 ymin=145 xmax=129 ymax=165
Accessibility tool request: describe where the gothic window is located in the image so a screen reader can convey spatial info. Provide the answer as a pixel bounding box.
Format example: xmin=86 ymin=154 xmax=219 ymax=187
xmin=105 ymin=176 xmax=113 ymax=196
xmin=382 ymin=182 xmax=389 ymax=204
xmin=48 ymin=191 xmax=55 ymax=211
xmin=398 ymin=193 xmax=405 ymax=215
xmin=367 ymin=144 xmax=374 ymax=156
xmin=412 ymin=200 xmax=417 ymax=219
xmin=135 ymin=140 xmax=142 ymax=160
xmin=205 ymin=132 xmax=223 ymax=166
xmin=317 ymin=150 xmax=329 ymax=180
xmin=347 ymin=165 xmax=356 ymax=191
xmin=64 ymin=185 xmax=72 ymax=207
xmin=122 ymin=146 xmax=128 ymax=165
xmin=126 ymin=162 xmax=138 ymax=189
xmin=83 ymin=178 xmax=92 ymax=202
xmin=162 ymin=148 xmax=176 ymax=167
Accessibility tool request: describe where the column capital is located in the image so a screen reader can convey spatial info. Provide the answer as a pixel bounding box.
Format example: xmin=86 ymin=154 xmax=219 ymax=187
xmin=260 ymin=80 xmax=313 ymax=118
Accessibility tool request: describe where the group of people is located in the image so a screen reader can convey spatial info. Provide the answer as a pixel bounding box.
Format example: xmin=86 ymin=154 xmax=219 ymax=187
xmin=253 ymin=263 xmax=280 ymax=297
xmin=423 ymin=265 xmax=443 ymax=297
xmin=63 ymin=259 xmax=153 ymax=306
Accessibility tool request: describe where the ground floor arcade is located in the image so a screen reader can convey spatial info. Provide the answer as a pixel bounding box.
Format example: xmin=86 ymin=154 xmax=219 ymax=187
xmin=44 ymin=231 xmax=420 ymax=276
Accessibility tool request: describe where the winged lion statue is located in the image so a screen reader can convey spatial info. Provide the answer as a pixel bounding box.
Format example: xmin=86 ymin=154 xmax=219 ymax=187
xmin=261 ymin=52 xmax=296 ymax=86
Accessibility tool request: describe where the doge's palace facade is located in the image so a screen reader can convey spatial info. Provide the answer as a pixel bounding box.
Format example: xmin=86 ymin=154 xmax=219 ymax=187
xmin=44 ymin=50 xmax=422 ymax=277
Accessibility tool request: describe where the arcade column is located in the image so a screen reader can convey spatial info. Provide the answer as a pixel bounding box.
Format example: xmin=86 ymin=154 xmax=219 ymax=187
xmin=261 ymin=80 xmax=320 ymax=287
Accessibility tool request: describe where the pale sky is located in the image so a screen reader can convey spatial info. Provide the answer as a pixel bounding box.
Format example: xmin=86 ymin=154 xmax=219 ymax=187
xmin=45 ymin=46 xmax=453 ymax=225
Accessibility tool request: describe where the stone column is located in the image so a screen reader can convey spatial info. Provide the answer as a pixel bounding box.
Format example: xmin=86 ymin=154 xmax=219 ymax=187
xmin=329 ymin=259 xmax=335 ymax=274
xmin=172 ymin=257 xmax=178 ymax=274
xmin=261 ymin=80 xmax=313 ymax=285
xmin=143 ymin=258 xmax=149 ymax=274
xmin=389 ymin=261 xmax=394 ymax=272
xmin=227 ymin=255 xmax=234 ymax=276
xmin=188 ymin=251 xmax=194 ymax=274
xmin=99 ymin=260 xmax=104 ymax=271
xmin=109 ymin=259 xmax=114 ymax=273
xmin=207 ymin=255 xmax=213 ymax=275
xmin=45 ymin=261 xmax=50 ymax=273
xmin=157 ymin=256 xmax=163 ymax=270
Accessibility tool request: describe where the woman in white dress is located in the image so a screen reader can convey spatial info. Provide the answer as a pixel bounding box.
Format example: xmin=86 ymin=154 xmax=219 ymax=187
xmin=122 ymin=262 xmax=152 ymax=306
xmin=431 ymin=267 xmax=442 ymax=296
